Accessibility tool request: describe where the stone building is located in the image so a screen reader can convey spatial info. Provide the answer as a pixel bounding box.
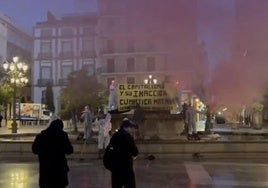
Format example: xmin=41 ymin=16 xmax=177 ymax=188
xmin=32 ymin=12 xmax=98 ymax=112
xmin=97 ymin=0 xmax=204 ymax=91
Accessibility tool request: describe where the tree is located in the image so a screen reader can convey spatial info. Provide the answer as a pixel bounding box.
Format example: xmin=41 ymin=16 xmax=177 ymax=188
xmin=0 ymin=84 xmax=13 ymax=111
xmin=45 ymin=83 xmax=55 ymax=113
xmin=58 ymin=69 xmax=107 ymax=132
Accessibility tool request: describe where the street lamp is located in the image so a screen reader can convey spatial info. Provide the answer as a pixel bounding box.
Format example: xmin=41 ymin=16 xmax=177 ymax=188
xmin=144 ymin=74 xmax=157 ymax=84
xmin=3 ymin=56 xmax=28 ymax=133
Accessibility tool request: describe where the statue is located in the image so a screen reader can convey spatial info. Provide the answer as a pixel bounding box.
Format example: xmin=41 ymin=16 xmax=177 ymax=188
xmin=108 ymin=80 xmax=117 ymax=111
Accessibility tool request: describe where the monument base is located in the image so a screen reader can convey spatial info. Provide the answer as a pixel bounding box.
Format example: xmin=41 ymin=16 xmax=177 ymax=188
xmin=110 ymin=111 xmax=184 ymax=140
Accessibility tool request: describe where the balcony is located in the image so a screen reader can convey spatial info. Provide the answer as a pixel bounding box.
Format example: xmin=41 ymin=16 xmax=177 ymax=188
xmin=58 ymin=51 xmax=74 ymax=59
xmin=58 ymin=78 xmax=69 ymax=86
xmin=80 ymin=51 xmax=96 ymax=58
xmin=38 ymin=53 xmax=52 ymax=60
xmin=37 ymin=79 xmax=53 ymax=86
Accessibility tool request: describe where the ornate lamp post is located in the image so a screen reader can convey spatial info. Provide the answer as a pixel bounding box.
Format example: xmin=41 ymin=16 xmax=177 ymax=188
xmin=144 ymin=74 xmax=157 ymax=84
xmin=3 ymin=56 xmax=28 ymax=133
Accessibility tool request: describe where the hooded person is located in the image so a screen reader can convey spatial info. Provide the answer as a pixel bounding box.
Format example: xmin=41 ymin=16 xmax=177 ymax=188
xmin=105 ymin=117 xmax=139 ymax=188
xmin=32 ymin=119 xmax=74 ymax=188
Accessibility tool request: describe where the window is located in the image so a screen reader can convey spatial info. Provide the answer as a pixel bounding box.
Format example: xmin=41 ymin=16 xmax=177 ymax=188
xmin=82 ymin=63 xmax=94 ymax=75
xmin=82 ymin=39 xmax=94 ymax=51
xmin=40 ymin=29 xmax=52 ymax=37
xmin=61 ymin=64 xmax=73 ymax=79
xmin=126 ymin=58 xmax=135 ymax=72
xmin=147 ymin=57 xmax=156 ymax=71
xmin=127 ymin=77 xmax=135 ymax=84
xmin=62 ymin=40 xmax=72 ymax=52
xmin=41 ymin=90 xmax=46 ymax=104
xmin=107 ymin=40 xmax=114 ymax=53
xmin=82 ymin=27 xmax=94 ymax=35
xmin=61 ymin=28 xmax=73 ymax=36
xmin=40 ymin=41 xmax=51 ymax=53
xmin=107 ymin=58 xmax=115 ymax=73
xmin=40 ymin=66 xmax=52 ymax=79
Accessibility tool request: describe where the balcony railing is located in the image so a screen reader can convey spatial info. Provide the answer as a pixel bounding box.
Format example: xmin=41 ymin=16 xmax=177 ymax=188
xmin=59 ymin=52 xmax=74 ymax=59
xmin=58 ymin=78 xmax=69 ymax=86
xmin=38 ymin=53 xmax=52 ymax=59
xmin=80 ymin=51 xmax=96 ymax=58
xmin=37 ymin=79 xmax=53 ymax=86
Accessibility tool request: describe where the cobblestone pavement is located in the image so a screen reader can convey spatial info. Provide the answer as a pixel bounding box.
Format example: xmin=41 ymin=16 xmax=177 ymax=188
xmin=0 ymin=158 xmax=268 ymax=188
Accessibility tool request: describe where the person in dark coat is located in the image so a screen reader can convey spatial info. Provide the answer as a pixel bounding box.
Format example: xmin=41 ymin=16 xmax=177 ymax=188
xmin=32 ymin=119 xmax=74 ymax=188
xmin=109 ymin=118 xmax=139 ymax=188
xmin=0 ymin=114 xmax=3 ymax=127
xmin=180 ymin=103 xmax=188 ymax=135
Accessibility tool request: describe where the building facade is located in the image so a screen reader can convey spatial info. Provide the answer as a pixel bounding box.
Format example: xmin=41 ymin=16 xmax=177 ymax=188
xmin=97 ymin=0 xmax=203 ymax=92
xmin=32 ymin=12 xmax=98 ymax=113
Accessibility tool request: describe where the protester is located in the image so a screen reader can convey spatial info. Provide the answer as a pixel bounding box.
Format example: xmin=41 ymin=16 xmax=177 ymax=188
xmin=180 ymin=102 xmax=188 ymax=135
xmin=97 ymin=112 xmax=112 ymax=159
xmin=81 ymin=105 xmax=93 ymax=140
xmin=32 ymin=119 xmax=74 ymax=188
xmin=205 ymin=105 xmax=212 ymax=134
xmin=107 ymin=118 xmax=139 ymax=188
xmin=185 ymin=104 xmax=200 ymax=140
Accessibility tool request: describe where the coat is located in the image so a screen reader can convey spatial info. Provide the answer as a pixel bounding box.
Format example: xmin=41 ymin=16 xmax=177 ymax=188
xmin=109 ymin=124 xmax=139 ymax=188
xmin=109 ymin=126 xmax=139 ymax=172
xmin=32 ymin=119 xmax=73 ymax=187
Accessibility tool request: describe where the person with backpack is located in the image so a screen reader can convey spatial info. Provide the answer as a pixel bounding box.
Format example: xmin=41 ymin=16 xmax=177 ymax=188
xmin=32 ymin=119 xmax=73 ymax=188
xmin=103 ymin=118 xmax=139 ymax=188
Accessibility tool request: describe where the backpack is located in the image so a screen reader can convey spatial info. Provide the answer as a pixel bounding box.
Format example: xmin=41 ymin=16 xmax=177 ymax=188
xmin=103 ymin=143 xmax=118 ymax=171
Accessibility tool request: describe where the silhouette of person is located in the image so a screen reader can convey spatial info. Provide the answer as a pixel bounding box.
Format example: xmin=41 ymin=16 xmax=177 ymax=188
xmin=32 ymin=119 xmax=73 ymax=188
xmin=108 ymin=118 xmax=139 ymax=188
xmin=0 ymin=114 xmax=3 ymax=127
xmin=180 ymin=103 xmax=188 ymax=135
xmin=205 ymin=105 xmax=212 ymax=134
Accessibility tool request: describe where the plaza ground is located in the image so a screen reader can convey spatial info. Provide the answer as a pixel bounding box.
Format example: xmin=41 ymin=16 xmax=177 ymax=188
xmin=0 ymin=122 xmax=267 ymax=187
xmin=0 ymin=157 xmax=268 ymax=188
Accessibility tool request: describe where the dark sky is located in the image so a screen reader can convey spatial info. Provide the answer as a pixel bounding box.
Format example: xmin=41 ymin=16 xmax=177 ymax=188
xmin=0 ymin=0 xmax=97 ymax=33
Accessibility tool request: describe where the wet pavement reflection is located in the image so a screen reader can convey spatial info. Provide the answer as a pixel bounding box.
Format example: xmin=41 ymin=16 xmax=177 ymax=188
xmin=0 ymin=158 xmax=267 ymax=188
